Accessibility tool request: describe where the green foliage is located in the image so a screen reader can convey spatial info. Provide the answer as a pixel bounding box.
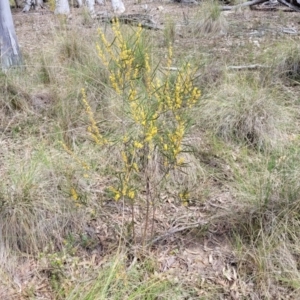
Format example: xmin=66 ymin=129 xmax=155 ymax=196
xmin=163 ymin=17 xmax=176 ymax=46
xmin=67 ymin=253 xmax=182 ymax=300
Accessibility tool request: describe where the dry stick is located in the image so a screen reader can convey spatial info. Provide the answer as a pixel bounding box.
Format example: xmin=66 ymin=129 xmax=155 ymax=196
xmin=143 ymin=175 xmax=150 ymax=246
xmin=221 ymin=0 xmax=269 ymax=11
xmin=227 ymin=64 xmax=269 ymax=71
xmin=131 ymin=200 xmax=136 ymax=244
xmin=142 ymin=143 xmax=151 ymax=246
xmin=148 ymin=221 xmax=208 ymax=246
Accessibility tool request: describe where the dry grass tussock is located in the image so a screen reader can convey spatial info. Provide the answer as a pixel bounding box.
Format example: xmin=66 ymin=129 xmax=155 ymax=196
xmin=262 ymin=39 xmax=300 ymax=85
xmin=2 ymin=4 xmax=300 ymax=299
xmin=190 ymin=0 xmax=228 ymax=36
xmin=199 ymin=73 xmax=292 ymax=150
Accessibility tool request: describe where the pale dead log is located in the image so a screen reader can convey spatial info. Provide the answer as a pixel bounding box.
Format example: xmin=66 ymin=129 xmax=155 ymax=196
xmin=227 ymin=64 xmax=269 ymax=70
xmin=221 ymin=0 xmax=269 ymax=11
xmin=222 ymin=0 xmax=300 ymax=12
xmin=98 ymin=13 xmax=163 ymax=30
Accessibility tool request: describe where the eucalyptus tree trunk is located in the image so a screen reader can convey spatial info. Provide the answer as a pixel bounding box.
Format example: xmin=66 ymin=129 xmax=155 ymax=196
xmin=0 ymin=0 xmax=22 ymax=70
xmin=111 ymin=0 xmax=125 ymax=13
xmin=22 ymin=0 xmax=32 ymax=12
xmin=22 ymin=0 xmax=44 ymax=12
xmin=55 ymin=0 xmax=70 ymax=14
xmin=86 ymin=0 xmax=95 ymax=15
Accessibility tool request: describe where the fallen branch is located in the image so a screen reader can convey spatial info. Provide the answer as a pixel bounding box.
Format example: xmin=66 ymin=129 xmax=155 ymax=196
xmin=282 ymin=27 xmax=298 ymax=34
xmin=278 ymin=0 xmax=300 ymax=12
xmin=221 ymin=0 xmax=269 ymax=11
xmin=222 ymin=0 xmax=300 ymax=12
xmin=97 ymin=13 xmax=163 ymax=30
xmin=227 ymin=64 xmax=269 ymax=70
xmin=148 ymin=221 xmax=208 ymax=246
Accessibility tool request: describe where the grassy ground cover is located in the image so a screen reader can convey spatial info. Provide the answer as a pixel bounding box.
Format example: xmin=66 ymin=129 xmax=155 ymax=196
xmin=2 ymin=1 xmax=300 ymax=298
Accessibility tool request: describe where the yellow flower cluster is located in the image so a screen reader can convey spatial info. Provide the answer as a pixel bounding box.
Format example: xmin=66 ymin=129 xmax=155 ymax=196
xmin=145 ymin=121 xmax=158 ymax=142
xmin=155 ymin=68 xmax=201 ymax=112
xmin=179 ymin=189 xmax=190 ymax=207
xmin=96 ymin=29 xmax=116 ymax=67
xmin=71 ymin=188 xmax=78 ymax=201
xmin=96 ymin=20 xmax=201 ymax=207
xmin=70 ymin=187 xmax=82 ymax=207
xmin=109 ymin=185 xmax=135 ymax=201
xmin=81 ymin=88 xmax=107 ymax=145
xmin=98 ymin=19 xmax=143 ymax=95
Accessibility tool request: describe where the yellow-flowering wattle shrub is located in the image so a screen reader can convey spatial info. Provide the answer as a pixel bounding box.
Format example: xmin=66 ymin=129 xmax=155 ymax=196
xmin=60 ymin=19 xmax=201 ymax=242
xmin=96 ymin=19 xmax=201 ymax=241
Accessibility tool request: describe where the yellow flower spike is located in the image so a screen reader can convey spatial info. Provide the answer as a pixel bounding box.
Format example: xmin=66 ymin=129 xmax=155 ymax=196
xmin=167 ymin=45 xmax=173 ymax=68
xmin=81 ymin=88 xmax=107 ymax=145
xmin=129 ymin=89 xmax=137 ymax=102
xmin=133 ymin=141 xmax=143 ymax=149
xmin=122 ymin=185 xmax=127 ymax=196
xmin=182 ymin=200 xmax=188 ymax=207
xmin=114 ymin=192 xmax=121 ymax=201
xmin=145 ymin=124 xmax=158 ymax=142
xmin=109 ymin=186 xmax=121 ymax=201
xmin=132 ymin=163 xmax=139 ymax=172
xmin=121 ymin=151 xmax=128 ymax=164
xmin=71 ymin=188 xmax=78 ymax=201
xmin=109 ymin=186 xmax=118 ymax=193
xmin=97 ymin=29 xmax=116 ymax=62
xmin=179 ymin=189 xmax=190 ymax=206
xmin=127 ymin=190 xmax=135 ymax=200
xmin=177 ymin=157 xmax=185 ymax=165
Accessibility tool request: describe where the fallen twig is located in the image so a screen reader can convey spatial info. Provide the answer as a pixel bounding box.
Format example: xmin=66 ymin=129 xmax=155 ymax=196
xmin=148 ymin=221 xmax=208 ymax=246
xmin=227 ymin=64 xmax=269 ymax=71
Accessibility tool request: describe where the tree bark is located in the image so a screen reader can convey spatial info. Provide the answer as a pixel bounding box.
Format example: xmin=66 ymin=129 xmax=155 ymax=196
xmin=55 ymin=0 xmax=70 ymax=14
xmin=86 ymin=0 xmax=95 ymax=15
xmin=76 ymin=0 xmax=83 ymax=6
xmin=22 ymin=0 xmax=44 ymax=12
xmin=0 ymin=0 xmax=23 ymax=70
xmin=111 ymin=0 xmax=125 ymax=14
xmin=22 ymin=0 xmax=33 ymax=12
